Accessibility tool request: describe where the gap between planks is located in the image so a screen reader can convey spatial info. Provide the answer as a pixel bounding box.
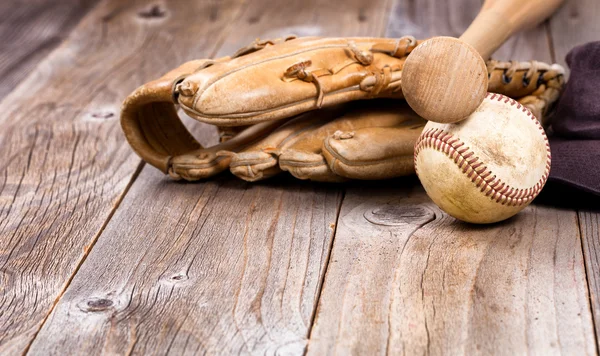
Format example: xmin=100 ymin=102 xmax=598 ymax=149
xmin=23 ymin=0 xmax=389 ymax=354
xmin=0 ymin=0 xmax=249 ymax=353
xmin=19 ymin=1 xmax=252 ymax=350
xmin=577 ymin=211 xmax=600 ymax=351
xmin=546 ymin=0 xmax=600 ymax=347
xmin=305 ymin=0 xmax=597 ymax=354
xmin=20 ymin=161 xmax=146 ymax=355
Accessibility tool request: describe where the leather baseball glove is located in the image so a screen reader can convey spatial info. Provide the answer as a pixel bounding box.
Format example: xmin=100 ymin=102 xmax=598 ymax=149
xmin=121 ymin=36 xmax=565 ymax=182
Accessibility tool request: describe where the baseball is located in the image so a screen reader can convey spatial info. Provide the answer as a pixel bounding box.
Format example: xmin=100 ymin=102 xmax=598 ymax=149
xmin=414 ymin=93 xmax=551 ymax=224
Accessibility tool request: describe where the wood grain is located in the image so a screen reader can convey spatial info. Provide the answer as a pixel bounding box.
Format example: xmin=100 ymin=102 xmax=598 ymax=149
xmin=386 ymin=0 xmax=553 ymax=62
xmin=307 ymin=1 xmax=595 ymax=354
xmin=549 ymin=0 xmax=600 ymax=75
xmin=0 ymin=0 xmax=244 ymax=353
xmin=580 ymin=211 xmax=600 ymax=351
xmin=549 ymin=0 xmax=600 ymax=346
xmin=215 ymin=0 xmax=391 ymax=56
xmin=307 ymin=182 xmax=596 ymax=355
xmin=0 ymin=0 xmax=100 ymax=100
xmin=27 ymin=0 xmax=390 ymax=354
xmin=30 ymin=172 xmax=341 ymax=355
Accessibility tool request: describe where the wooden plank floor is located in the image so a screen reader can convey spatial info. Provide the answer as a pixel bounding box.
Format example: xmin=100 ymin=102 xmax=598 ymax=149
xmin=0 ymin=0 xmax=100 ymax=100
xmin=0 ymin=0 xmax=598 ymax=354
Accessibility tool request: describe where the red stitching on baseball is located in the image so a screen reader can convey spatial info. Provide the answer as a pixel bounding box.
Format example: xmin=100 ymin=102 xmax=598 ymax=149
xmin=414 ymin=93 xmax=551 ymax=207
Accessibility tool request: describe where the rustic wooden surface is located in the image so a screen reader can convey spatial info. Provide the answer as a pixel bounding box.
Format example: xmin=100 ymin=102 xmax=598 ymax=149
xmin=551 ymin=0 xmax=600 ymax=349
xmin=550 ymin=0 xmax=600 ymax=75
xmin=0 ymin=0 xmax=100 ymax=100
xmin=0 ymin=0 xmax=244 ymax=354
xmin=307 ymin=182 xmax=595 ymax=355
xmin=580 ymin=211 xmax=600 ymax=351
xmin=27 ymin=0 xmax=388 ymax=353
xmin=1 ymin=0 xmax=599 ymax=355
xmin=31 ymin=172 xmax=342 ymax=355
xmin=306 ymin=1 xmax=596 ymax=355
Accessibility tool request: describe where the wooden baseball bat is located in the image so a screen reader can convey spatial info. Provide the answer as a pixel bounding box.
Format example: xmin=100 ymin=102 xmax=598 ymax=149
xmin=401 ymin=0 xmax=565 ymax=124
xmin=462 ymin=0 xmax=564 ymax=59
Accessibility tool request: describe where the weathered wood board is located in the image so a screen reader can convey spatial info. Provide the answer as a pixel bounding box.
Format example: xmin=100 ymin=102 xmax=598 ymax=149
xmin=0 ymin=0 xmax=100 ymax=100
xmin=27 ymin=0 xmax=388 ymax=354
xmin=549 ymin=0 xmax=600 ymax=348
xmin=549 ymin=0 xmax=600 ymax=75
xmin=580 ymin=211 xmax=600 ymax=351
xmin=307 ymin=182 xmax=595 ymax=355
xmin=216 ymin=0 xmax=392 ymax=57
xmin=30 ymin=172 xmax=341 ymax=355
xmin=307 ymin=0 xmax=596 ymax=354
xmin=1 ymin=0 xmax=597 ymax=354
xmin=0 ymin=0 xmax=244 ymax=353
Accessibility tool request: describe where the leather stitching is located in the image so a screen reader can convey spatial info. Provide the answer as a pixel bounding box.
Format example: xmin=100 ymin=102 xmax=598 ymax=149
xmin=414 ymin=93 xmax=551 ymax=207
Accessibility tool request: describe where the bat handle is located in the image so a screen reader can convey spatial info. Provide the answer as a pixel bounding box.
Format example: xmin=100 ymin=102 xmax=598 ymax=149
xmin=460 ymin=0 xmax=565 ymax=59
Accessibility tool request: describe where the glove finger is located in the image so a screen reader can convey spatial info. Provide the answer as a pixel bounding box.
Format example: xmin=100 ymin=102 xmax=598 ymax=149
xmin=279 ymin=100 xmax=421 ymax=182
xmin=322 ymin=121 xmax=425 ymax=180
xmin=223 ymin=107 xmax=344 ymax=182
xmin=169 ymin=119 xmax=284 ymax=181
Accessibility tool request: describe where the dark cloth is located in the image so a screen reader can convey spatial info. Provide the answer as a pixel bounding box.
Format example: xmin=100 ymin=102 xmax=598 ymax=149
xmin=547 ymin=41 xmax=600 ymax=200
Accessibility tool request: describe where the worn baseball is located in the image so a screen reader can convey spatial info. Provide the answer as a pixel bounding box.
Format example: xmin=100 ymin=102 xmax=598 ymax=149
xmin=414 ymin=93 xmax=551 ymax=224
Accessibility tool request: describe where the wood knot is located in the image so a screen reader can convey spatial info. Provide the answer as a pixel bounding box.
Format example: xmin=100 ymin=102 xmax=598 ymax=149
xmin=364 ymin=202 xmax=435 ymax=226
xmin=80 ymin=297 xmax=114 ymax=312
xmin=138 ymin=5 xmax=167 ymax=19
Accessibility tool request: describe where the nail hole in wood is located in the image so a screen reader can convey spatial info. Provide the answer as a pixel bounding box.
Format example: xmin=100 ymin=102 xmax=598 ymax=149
xmin=138 ymin=5 xmax=166 ymax=19
xmin=171 ymin=274 xmax=188 ymax=281
xmin=91 ymin=112 xmax=114 ymax=119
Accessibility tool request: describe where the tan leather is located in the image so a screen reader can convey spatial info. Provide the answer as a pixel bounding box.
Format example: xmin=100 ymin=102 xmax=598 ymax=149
xmin=121 ymin=58 xmax=230 ymax=174
xmin=322 ymin=124 xmax=424 ymax=180
xmin=168 ymin=120 xmax=286 ymax=181
xmin=174 ymin=36 xmax=421 ymax=126
xmin=215 ymin=58 xmax=565 ymax=142
xmin=487 ymin=60 xmax=565 ymax=125
xmin=487 ymin=61 xmax=565 ymax=126
xmin=121 ymin=36 xmax=419 ymax=175
xmin=414 ymin=93 xmax=551 ymax=223
xmin=121 ymin=34 xmax=564 ymax=183
xmin=278 ymin=100 xmax=423 ymax=181
xmin=222 ymin=105 xmax=347 ymax=182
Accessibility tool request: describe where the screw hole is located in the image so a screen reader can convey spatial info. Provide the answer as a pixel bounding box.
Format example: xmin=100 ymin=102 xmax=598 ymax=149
xmin=139 ymin=5 xmax=166 ymax=19
xmin=91 ymin=112 xmax=114 ymax=119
